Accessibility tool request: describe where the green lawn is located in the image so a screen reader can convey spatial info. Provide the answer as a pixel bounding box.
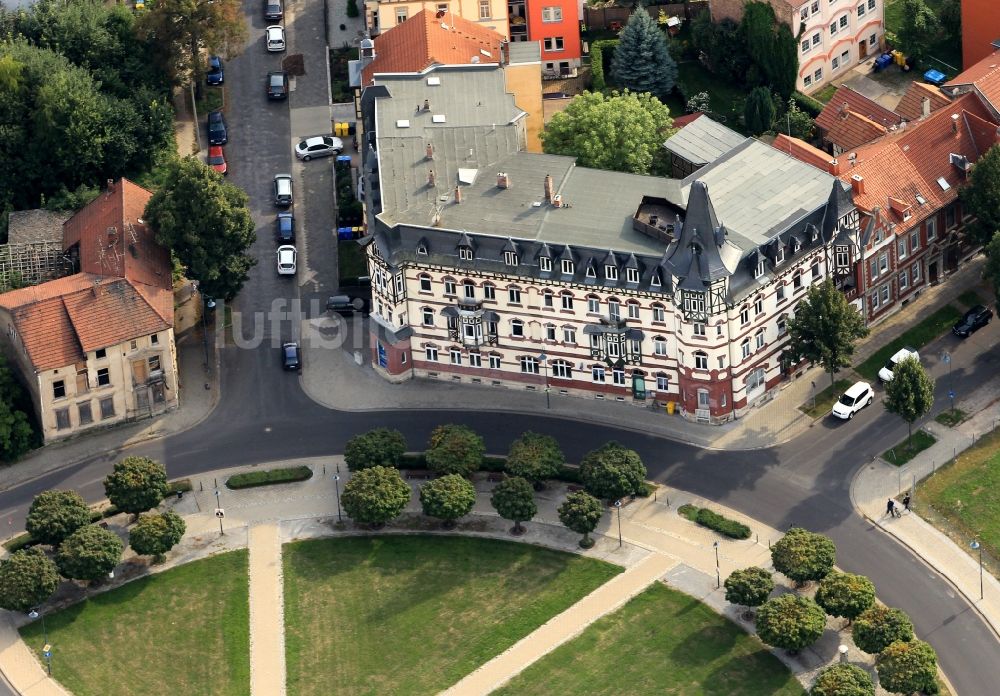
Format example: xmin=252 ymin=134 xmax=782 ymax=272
xmin=675 ymin=61 xmax=746 ymax=132
xmin=799 ymin=378 xmax=853 ymax=419
xmin=337 ymin=238 xmax=367 ymax=282
xmin=921 ymin=428 xmax=1000 ymax=575
xmin=882 ymin=429 xmax=937 ymax=466
xmin=19 ymin=551 xmax=250 ymax=696
xmin=495 ymin=583 xmax=804 ymax=696
xmin=283 ymin=536 xmax=622 ymax=696
xmin=855 ymin=304 xmax=963 ymax=381
xmin=812 ymin=82 xmax=839 ymax=104
xmin=935 ymin=408 xmax=967 ymax=427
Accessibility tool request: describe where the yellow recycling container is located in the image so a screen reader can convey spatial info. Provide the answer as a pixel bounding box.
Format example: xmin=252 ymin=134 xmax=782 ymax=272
xmin=666 ymin=402 xmax=676 ymax=415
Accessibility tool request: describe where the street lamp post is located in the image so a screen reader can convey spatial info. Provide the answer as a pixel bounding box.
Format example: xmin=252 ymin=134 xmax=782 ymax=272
xmin=614 ymin=500 xmax=623 ymax=548
xmin=943 ymin=352 xmax=954 ymax=413
xmin=333 ymin=474 xmax=343 ymax=522
xmin=214 ymin=488 xmax=224 ymax=536
xmin=28 ymin=610 xmax=51 ymax=676
xmin=538 ymin=353 xmax=550 ymax=410
xmin=713 ymin=541 xmax=720 ymax=589
xmin=971 ymin=538 xmax=984 ymax=600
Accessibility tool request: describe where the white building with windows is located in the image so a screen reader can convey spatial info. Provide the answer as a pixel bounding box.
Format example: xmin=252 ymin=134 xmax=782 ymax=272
xmin=358 ymin=67 xmax=859 ymax=423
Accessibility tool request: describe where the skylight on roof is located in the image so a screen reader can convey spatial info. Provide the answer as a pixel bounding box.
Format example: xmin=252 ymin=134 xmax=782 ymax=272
xmin=427 ymin=77 xmax=441 ymax=86
xmin=480 ymin=49 xmax=492 ymax=58
xmin=915 ymin=193 xmax=927 ymax=205
xmin=432 ymin=114 xmax=446 ymax=123
xmin=937 ymin=177 xmax=951 ymax=191
xmin=396 ymin=120 xmax=410 ymax=128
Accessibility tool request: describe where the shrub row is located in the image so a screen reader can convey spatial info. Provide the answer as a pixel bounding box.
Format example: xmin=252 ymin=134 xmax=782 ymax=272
xmin=678 ymin=504 xmax=751 ymax=539
xmin=398 ymin=453 xmax=583 ymax=484
xmin=590 ymin=39 xmax=619 ymax=92
xmin=226 ymin=466 xmax=313 ymax=490
xmin=3 ymin=478 xmax=194 ymax=552
xmin=791 ymin=90 xmax=824 ymax=117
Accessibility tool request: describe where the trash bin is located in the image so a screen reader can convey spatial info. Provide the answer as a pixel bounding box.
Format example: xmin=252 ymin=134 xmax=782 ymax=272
xmin=666 ymin=402 xmax=676 ymax=415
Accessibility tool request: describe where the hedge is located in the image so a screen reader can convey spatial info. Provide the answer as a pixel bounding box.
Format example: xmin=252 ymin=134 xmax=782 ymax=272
xmin=3 ymin=479 xmax=195 ymax=551
xmin=401 ymin=453 xmax=583 ymax=484
xmin=791 ymin=90 xmax=825 ymax=117
xmin=590 ymin=39 xmax=619 ymax=92
xmin=227 ymin=466 xmax=313 ymax=489
xmin=679 ymin=504 xmax=751 ymax=539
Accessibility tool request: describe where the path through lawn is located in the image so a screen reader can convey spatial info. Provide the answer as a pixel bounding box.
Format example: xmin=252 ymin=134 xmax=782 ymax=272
xmin=282 ymin=535 xmax=622 ymax=696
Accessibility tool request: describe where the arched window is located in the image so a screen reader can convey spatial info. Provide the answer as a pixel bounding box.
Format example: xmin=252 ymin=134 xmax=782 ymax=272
xmin=560 ymin=291 xmax=574 ymax=310
xmin=442 ymin=276 xmax=456 ymax=296
xmin=655 ymin=372 xmax=669 ymax=391
xmin=462 ymin=279 xmax=475 ymax=299
xmin=419 ymin=273 xmax=432 ymax=292
xmin=651 ymin=303 xmax=666 ymax=322
xmin=653 ymin=336 xmax=667 ymax=356
xmin=482 ymin=282 xmax=496 ymax=301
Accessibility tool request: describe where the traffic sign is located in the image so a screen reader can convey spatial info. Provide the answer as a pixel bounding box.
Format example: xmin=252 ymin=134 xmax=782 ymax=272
xmin=948 ymin=390 xmax=955 ymax=399
xmin=943 ymin=353 xmax=951 ymax=364
xmin=42 ymin=644 xmax=51 ymax=658
xmin=214 ymin=508 xmax=225 ymax=518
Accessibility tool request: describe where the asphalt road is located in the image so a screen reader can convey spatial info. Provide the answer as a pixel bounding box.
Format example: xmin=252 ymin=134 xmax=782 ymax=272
xmin=3 ymin=2 xmax=1000 ymax=693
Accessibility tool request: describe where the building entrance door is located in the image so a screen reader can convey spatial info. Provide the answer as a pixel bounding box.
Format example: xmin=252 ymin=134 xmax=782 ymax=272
xmin=859 ymin=39 xmax=868 ymax=60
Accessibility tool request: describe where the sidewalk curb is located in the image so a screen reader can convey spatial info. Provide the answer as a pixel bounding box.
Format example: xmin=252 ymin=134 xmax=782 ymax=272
xmin=848 ymin=463 xmax=1000 ymax=651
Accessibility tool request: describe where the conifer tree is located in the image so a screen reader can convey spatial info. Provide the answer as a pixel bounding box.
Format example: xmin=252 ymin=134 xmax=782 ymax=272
xmin=611 ymin=9 xmax=677 ymax=99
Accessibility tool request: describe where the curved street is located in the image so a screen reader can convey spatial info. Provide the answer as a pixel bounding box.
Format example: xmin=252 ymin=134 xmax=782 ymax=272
xmin=1 ymin=0 xmax=998 ymax=693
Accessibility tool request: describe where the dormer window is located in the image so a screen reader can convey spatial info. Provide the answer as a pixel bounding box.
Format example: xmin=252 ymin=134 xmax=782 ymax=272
xmin=625 ymin=268 xmax=639 ymax=283
xmin=539 ymin=256 xmax=552 ymax=272
xmin=417 ymin=244 xmax=428 ymax=255
xmin=754 ymin=259 xmax=766 ymax=278
xmin=561 ymin=259 xmax=574 ymax=275
xmin=459 ymin=246 xmax=473 ymax=261
xmin=605 ymin=265 xmax=618 ymax=281
xmin=776 ymin=246 xmax=785 ymax=264
xmin=504 ymin=251 xmax=518 ymax=266
xmin=650 ymin=272 xmax=661 ymax=287
xmin=586 ymin=265 xmax=596 ymax=278
xmin=792 ymin=239 xmax=801 ymax=253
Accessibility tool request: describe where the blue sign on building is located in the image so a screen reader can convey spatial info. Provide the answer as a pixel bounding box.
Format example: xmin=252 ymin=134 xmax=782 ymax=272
xmin=377 ymin=341 xmax=388 ymax=368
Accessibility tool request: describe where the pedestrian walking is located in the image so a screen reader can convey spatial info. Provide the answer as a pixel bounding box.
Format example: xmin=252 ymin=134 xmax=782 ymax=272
xmin=886 ymin=498 xmax=895 ymax=517
xmin=903 ymin=493 xmax=911 ymax=512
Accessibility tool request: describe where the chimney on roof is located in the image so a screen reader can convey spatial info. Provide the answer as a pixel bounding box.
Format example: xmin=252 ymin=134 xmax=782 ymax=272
xmin=952 ymin=113 xmax=960 ymax=134
xmin=427 ymin=169 xmax=436 ymax=187
xmin=425 ymin=142 xmax=434 ymax=160
xmin=543 ymin=174 xmax=554 ymax=202
xmin=497 ymin=172 xmax=510 ymax=189
xmin=105 ymin=179 xmax=114 ymax=197
xmin=922 ymin=97 xmax=931 ymax=118
xmin=92 ymin=279 xmax=100 ymax=298
xmin=423 ymin=99 xmax=430 ymax=112
xmin=840 ymin=102 xmax=849 ymax=119
xmin=454 ymin=185 xmax=462 ymax=204
xmin=851 ymin=174 xmax=865 ymax=196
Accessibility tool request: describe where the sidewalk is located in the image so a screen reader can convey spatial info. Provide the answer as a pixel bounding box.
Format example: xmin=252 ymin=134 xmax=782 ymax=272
xmin=852 ymin=388 xmax=1000 ymax=642
xmin=300 ymin=257 xmax=988 ymax=452
xmin=0 ymin=321 xmax=219 ymax=494
xmin=1 ymin=457 xmax=906 ymax=695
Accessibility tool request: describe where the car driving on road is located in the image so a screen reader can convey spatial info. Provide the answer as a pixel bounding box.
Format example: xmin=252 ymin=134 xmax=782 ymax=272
xmin=952 ymin=304 xmax=993 ymax=338
xmin=831 ymin=381 xmax=874 ymax=419
xmin=295 ymin=136 xmax=344 ymax=161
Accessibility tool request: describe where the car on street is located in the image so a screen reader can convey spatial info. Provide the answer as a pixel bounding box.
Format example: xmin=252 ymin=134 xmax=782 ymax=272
xmin=326 ymin=295 xmax=366 ymax=314
xmin=275 ymin=212 xmax=295 ymax=244
xmin=878 ymin=346 xmax=919 ymax=382
xmin=273 ymin=173 xmax=293 ymax=206
xmin=266 ymin=25 xmax=286 ymax=52
xmin=207 ymin=55 xmax=224 ymax=85
xmin=207 ymin=146 xmax=227 ymax=175
xmin=295 ymin=135 xmax=344 ymax=161
xmin=831 ymin=381 xmax=874 ymax=420
xmin=264 ymin=0 xmax=283 ymax=20
xmin=281 ymin=341 xmax=300 ymax=370
xmin=952 ymin=304 xmax=993 ymax=338
xmin=207 ymin=110 xmax=227 ymax=145
xmin=267 ymin=71 xmax=289 ymax=100
xmin=277 ymin=245 xmax=297 ymax=275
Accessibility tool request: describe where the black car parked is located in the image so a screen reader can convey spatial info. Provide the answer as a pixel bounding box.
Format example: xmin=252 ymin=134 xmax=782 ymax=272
xmin=952 ymin=304 xmax=993 ymax=337
xmin=206 ymin=55 xmax=224 ymax=85
xmin=267 ymin=71 xmax=289 ymax=100
xmin=282 ymin=342 xmax=301 ymax=370
xmin=207 ymin=110 xmax=228 ymax=145
xmin=264 ymin=0 xmax=282 ymax=19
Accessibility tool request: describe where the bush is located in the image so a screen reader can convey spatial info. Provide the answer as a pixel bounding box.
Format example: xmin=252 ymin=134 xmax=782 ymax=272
xmin=792 ymin=91 xmax=825 ymax=117
xmin=425 ymin=424 xmax=485 ymax=476
xmin=694 ymin=507 xmax=752 ymax=539
xmin=810 ymin=663 xmax=874 ymax=696
xmin=2 ymin=532 xmax=35 ymax=553
xmin=227 ymin=466 xmax=313 ymax=489
xmin=589 ymin=39 xmax=618 ymax=92
xmin=756 ymin=593 xmax=827 ymax=652
xmin=852 ymin=605 xmax=914 ymax=654
xmin=345 ymin=428 xmax=407 ymax=471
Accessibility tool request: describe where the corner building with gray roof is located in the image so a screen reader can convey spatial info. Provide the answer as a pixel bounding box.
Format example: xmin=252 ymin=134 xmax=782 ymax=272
xmin=357 ymin=64 xmax=860 ymax=423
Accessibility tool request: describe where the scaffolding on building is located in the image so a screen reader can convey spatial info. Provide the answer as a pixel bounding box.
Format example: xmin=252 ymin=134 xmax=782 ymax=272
xmin=0 ymin=241 xmax=74 ymax=292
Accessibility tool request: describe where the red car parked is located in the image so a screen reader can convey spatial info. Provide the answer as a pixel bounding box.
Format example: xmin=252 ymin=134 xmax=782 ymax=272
xmin=208 ymin=145 xmax=228 ymax=175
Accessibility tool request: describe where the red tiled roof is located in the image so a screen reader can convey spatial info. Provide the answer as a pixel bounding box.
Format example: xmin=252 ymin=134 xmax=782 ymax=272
xmin=772 ymin=134 xmax=836 ymax=172
xmin=835 ymin=92 xmax=999 ymax=220
xmin=944 ymin=51 xmax=1000 ymax=113
xmin=0 ymin=179 xmax=174 ymax=371
xmin=362 ymin=10 xmax=504 ymax=85
xmin=895 ymin=81 xmax=951 ymax=122
xmin=672 ymin=112 xmax=704 ymax=128
xmin=816 ymin=86 xmax=902 ymax=150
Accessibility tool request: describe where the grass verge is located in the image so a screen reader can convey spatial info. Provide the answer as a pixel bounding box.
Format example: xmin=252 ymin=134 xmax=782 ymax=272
xmin=935 ymin=409 xmax=967 ymax=427
xmin=283 ymin=535 xmax=622 ymax=696
xmin=675 ymin=61 xmax=746 ymax=131
xmin=227 ymin=465 xmax=312 ymax=489
xmin=882 ymin=430 xmax=936 ymax=466
xmin=195 ymin=87 xmax=224 ymax=116
xmin=494 ymin=583 xmax=804 ymax=695
xmin=19 ymin=551 xmax=250 ymax=696
xmin=799 ymin=378 xmax=853 ymax=418
xmin=855 ymin=304 xmax=962 ymax=381
xmin=338 ymin=239 xmax=366 ymax=282
xmin=919 ymin=428 xmax=1000 ymax=581
xmin=812 ymin=82 xmax=838 ymax=103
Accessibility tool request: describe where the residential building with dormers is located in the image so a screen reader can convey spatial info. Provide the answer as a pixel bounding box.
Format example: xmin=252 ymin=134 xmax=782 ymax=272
xmin=357 ymin=61 xmax=858 ymax=423
xmin=708 ymin=0 xmax=885 ymax=94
